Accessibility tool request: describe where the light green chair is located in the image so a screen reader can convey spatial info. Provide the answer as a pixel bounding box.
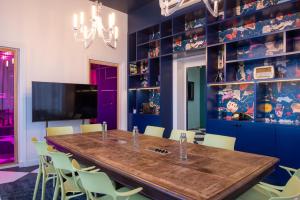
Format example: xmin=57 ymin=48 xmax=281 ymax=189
xmin=80 ymin=124 xmax=103 ymax=133
xmin=237 ymin=167 xmax=300 ymax=200
xmin=32 ymin=137 xmax=57 ymax=200
xmin=144 ymin=126 xmax=165 ymax=138
xmin=202 ymin=133 xmax=236 ymax=150
xmin=47 ymin=147 xmax=96 ymax=200
xmin=169 ymin=129 xmax=196 ymax=143
xmin=46 ymin=126 xmax=74 ymax=136
xmin=72 ymin=159 xmax=150 ymax=200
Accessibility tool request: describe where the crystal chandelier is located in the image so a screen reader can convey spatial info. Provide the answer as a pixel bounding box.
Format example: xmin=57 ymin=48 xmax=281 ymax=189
xmin=160 ymin=0 xmax=219 ymax=17
xmin=72 ymin=1 xmax=119 ymax=49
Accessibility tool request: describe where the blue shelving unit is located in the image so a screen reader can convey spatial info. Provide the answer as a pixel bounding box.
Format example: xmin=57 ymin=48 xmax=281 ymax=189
xmin=128 ymin=0 xmax=300 ymax=184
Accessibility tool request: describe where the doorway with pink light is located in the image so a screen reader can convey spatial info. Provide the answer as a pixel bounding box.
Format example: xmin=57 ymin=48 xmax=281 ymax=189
xmin=90 ymin=60 xmax=118 ymax=130
xmin=0 ymin=47 xmax=18 ymax=166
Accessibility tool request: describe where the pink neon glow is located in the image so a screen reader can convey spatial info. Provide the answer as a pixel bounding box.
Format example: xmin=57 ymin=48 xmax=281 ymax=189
xmin=0 ymin=50 xmax=15 ymax=165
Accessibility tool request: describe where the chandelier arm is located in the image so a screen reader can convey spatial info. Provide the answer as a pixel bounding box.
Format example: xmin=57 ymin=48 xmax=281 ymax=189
xmin=72 ymin=1 xmax=118 ymax=49
xmin=203 ymin=0 xmax=219 ymax=17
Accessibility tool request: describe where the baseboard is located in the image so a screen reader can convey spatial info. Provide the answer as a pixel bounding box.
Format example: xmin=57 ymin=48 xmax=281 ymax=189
xmin=0 ymin=164 xmax=18 ymax=170
xmin=18 ymin=159 xmax=39 ymax=167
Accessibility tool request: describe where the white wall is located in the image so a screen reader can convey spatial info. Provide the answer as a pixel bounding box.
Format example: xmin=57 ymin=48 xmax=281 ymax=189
xmin=0 ymin=0 xmax=128 ymax=167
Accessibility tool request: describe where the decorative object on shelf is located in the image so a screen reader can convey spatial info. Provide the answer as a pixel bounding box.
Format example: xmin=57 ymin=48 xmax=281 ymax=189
xmin=291 ymin=103 xmax=300 ymax=113
xmin=140 ymin=75 xmax=149 ymax=87
xmin=185 ymin=32 xmax=206 ymax=50
xmin=185 ymin=11 xmax=206 ymax=31
xmin=72 ymin=1 xmax=119 ymax=49
xmin=140 ymin=60 xmax=149 ymax=74
xmin=257 ymin=98 xmax=273 ymax=113
xmin=236 ymin=40 xmax=283 ymax=60
xmin=150 ymin=31 xmax=161 ymax=41
xmin=129 ymin=64 xmax=138 ymax=75
xmin=293 ymin=36 xmax=300 ymax=51
xmin=133 ymin=109 xmax=137 ymax=114
xmin=159 ymin=0 xmax=220 ymax=17
xmin=236 ymin=62 xmax=247 ymax=81
xmin=232 ymin=112 xmax=253 ymax=121
xmin=219 ymin=12 xmax=300 ymax=43
xmin=141 ymin=103 xmax=155 ymax=114
xmin=275 ymin=103 xmax=284 ymax=118
xmin=253 ymin=65 xmax=275 ymax=79
xmin=215 ymin=47 xmax=224 ymax=82
xmin=173 ymin=31 xmax=206 ymax=52
xmin=173 ymin=36 xmax=184 ymax=52
xmin=265 ymin=41 xmax=284 ymax=56
xmin=149 ymin=90 xmax=160 ymax=115
xmin=149 ymin=41 xmax=160 ymax=58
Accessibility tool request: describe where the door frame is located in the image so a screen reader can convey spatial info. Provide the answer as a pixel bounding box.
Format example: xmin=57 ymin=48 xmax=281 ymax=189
xmin=173 ymin=54 xmax=206 ymax=130
xmin=0 ymin=46 xmax=19 ymax=167
xmin=88 ymin=59 xmax=120 ymax=129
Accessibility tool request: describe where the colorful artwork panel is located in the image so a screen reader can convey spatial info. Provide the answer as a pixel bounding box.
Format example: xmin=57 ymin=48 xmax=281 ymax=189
xmin=257 ymin=81 xmax=300 ymax=124
xmin=214 ymin=84 xmax=255 ymax=121
xmin=219 ymin=12 xmax=300 ymax=43
xmin=235 ymin=0 xmax=290 ymax=17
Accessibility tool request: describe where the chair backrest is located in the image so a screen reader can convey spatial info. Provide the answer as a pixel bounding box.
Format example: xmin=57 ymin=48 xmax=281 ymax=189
xmin=31 ymin=137 xmax=48 ymax=156
xmin=80 ymin=124 xmax=102 ymax=133
xmin=47 ymin=148 xmax=74 ymax=172
xmin=144 ymin=126 xmax=165 ymax=138
xmin=280 ymin=170 xmax=300 ymax=197
xmin=46 ymin=126 xmax=73 ymax=136
xmin=72 ymin=160 xmax=116 ymax=198
xmin=203 ymin=134 xmax=236 ymax=150
xmin=169 ymin=130 xmax=195 ymax=143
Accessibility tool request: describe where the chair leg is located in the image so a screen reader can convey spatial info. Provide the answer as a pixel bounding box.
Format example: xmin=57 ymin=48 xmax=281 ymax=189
xmin=41 ymin=173 xmax=46 ymax=200
xmin=32 ymin=166 xmax=42 ymax=200
xmin=53 ymin=175 xmax=56 ymax=188
xmin=52 ymin=178 xmax=59 ymax=200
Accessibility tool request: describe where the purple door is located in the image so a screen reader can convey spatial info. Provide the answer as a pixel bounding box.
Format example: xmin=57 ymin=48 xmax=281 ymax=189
xmin=0 ymin=50 xmax=15 ymax=165
xmin=91 ymin=64 xmax=117 ymax=130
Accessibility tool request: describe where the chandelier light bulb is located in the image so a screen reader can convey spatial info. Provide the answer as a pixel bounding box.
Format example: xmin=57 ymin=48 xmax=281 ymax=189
xmin=80 ymin=12 xmax=85 ymax=25
xmin=109 ymin=13 xmax=115 ymax=29
xmin=114 ymin=26 xmax=119 ymax=40
xmin=73 ymin=14 xmax=78 ymax=29
xmin=12 ymin=58 xmax=14 ymax=64
xmin=91 ymin=5 xmax=97 ymax=19
xmin=5 ymin=60 xmax=9 ymax=67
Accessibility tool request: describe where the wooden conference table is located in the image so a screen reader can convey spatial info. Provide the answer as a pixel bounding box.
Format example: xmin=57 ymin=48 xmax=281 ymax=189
xmin=46 ymin=130 xmax=278 ymax=200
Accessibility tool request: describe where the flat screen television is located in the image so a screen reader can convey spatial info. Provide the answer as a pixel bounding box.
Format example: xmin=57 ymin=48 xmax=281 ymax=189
xmin=32 ymin=81 xmax=97 ymax=122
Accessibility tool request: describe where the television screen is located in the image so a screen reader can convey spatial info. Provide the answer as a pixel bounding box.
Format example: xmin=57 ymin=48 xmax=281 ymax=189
xmin=32 ymin=81 xmax=97 ymax=122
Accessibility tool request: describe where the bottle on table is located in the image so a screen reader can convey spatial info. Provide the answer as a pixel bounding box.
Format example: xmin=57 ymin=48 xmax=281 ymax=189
xmin=179 ymin=132 xmax=188 ymax=160
xmin=132 ymin=126 xmax=139 ymax=148
xmin=102 ymin=121 xmax=107 ymax=140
